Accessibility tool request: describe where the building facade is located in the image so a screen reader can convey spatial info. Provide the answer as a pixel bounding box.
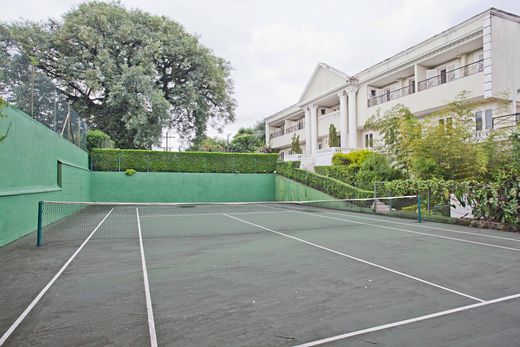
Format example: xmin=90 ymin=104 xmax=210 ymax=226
xmin=265 ymin=8 xmax=520 ymax=168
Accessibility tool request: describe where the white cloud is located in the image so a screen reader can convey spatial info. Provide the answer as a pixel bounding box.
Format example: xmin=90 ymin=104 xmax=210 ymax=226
xmin=2 ymin=0 xmax=520 ymax=143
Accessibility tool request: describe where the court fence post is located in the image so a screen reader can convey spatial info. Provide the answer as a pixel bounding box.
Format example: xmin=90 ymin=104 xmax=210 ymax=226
xmin=37 ymin=201 xmax=44 ymax=246
xmin=417 ymin=194 xmax=422 ymax=223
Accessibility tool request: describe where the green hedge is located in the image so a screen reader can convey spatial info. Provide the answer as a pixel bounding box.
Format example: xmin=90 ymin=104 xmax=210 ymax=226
xmin=91 ymin=149 xmax=278 ymax=173
xmin=276 ymin=162 xmax=372 ymax=199
xmin=314 ymin=165 xmax=357 ymax=185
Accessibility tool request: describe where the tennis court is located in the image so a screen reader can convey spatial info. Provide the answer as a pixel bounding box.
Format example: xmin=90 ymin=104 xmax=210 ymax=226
xmin=1 ymin=200 xmax=520 ymax=346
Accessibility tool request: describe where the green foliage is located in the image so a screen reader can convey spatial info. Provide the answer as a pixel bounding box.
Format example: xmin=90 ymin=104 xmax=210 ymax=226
xmin=291 ymin=134 xmax=302 ymax=154
xmin=365 ymin=104 xmax=420 ymax=170
xmin=230 ymin=127 xmax=263 ymax=152
xmin=91 ymin=149 xmax=278 ymax=173
xmin=124 ymin=168 xmax=137 ymax=176
xmin=190 ymin=122 xmax=266 ymax=153
xmin=314 ymin=165 xmax=357 ymax=185
xmin=366 ymin=92 xmax=495 ymax=181
xmin=411 ymin=117 xmax=487 ymax=180
xmin=86 ymin=130 xmax=114 ymax=152
xmin=189 ymin=136 xmax=228 ymax=152
xmin=331 ymin=149 xmax=374 ymax=169
xmin=467 ymin=173 xmax=520 ymax=229
xmin=276 ymin=162 xmax=372 ymax=199
xmin=317 ymin=153 xmax=405 ymax=190
xmin=355 ymin=154 xmax=405 ymax=190
xmin=328 ymin=124 xmax=339 ymax=147
xmin=5 ymin=1 xmax=235 ymax=148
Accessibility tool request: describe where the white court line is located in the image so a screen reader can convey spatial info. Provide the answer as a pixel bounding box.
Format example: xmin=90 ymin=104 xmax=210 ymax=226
xmin=293 ymin=292 xmax=520 ymax=347
xmin=324 ymin=210 xmax=520 ymax=243
xmin=136 ymin=208 xmax=158 ymax=347
xmin=140 ymin=210 xmax=288 ymax=218
xmin=222 ymin=214 xmax=484 ymax=303
xmin=0 ymin=209 xmax=114 ymax=346
xmin=289 ymin=209 xmax=520 ymax=253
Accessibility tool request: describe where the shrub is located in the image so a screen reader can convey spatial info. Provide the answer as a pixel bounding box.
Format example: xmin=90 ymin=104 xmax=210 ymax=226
xmin=314 ymin=166 xmax=357 ymax=185
xmin=332 ymin=149 xmax=375 ymax=168
xmin=354 ymin=154 xmax=405 ymax=190
xmin=317 ymin=153 xmax=405 ymax=190
xmin=91 ymin=149 xmax=278 ymax=173
xmin=86 ymin=130 xmax=115 ymax=152
xmin=276 ymin=162 xmax=372 ymax=199
xmin=124 ymin=169 xmax=137 ymax=176
xmin=467 ymin=173 xmax=520 ymax=230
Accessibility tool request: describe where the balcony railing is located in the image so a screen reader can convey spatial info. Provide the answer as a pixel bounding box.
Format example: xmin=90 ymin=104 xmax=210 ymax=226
xmin=418 ymin=60 xmax=484 ymax=92
xmin=270 ymin=121 xmax=304 ymax=139
xmin=285 ymin=122 xmax=305 ymax=135
xmin=473 ymin=113 xmax=519 ymax=141
xmin=367 ymin=84 xmax=415 ymax=108
xmin=492 ymin=113 xmax=520 ymax=129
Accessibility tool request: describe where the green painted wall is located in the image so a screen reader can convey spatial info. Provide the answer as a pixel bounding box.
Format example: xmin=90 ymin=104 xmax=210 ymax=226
xmin=91 ymin=172 xmax=275 ymax=202
xmin=275 ymin=175 xmax=336 ymax=202
xmin=0 ymin=106 xmax=90 ymax=246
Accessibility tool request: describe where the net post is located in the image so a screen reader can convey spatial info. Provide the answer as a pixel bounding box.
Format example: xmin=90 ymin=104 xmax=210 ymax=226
xmin=36 ymin=201 xmax=44 ymax=246
xmin=417 ymin=194 xmax=422 ymax=223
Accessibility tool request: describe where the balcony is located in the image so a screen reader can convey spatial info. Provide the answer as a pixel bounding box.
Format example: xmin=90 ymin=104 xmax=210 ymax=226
xmin=269 ymin=121 xmax=304 ymax=139
xmin=367 ymin=84 xmax=415 ymax=108
xmin=418 ymin=60 xmax=484 ymax=92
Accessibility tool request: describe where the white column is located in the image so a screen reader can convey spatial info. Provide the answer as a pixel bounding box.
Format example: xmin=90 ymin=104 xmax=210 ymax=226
xmin=304 ymin=107 xmax=311 ymax=155
xmin=338 ymin=90 xmax=348 ymax=148
xmin=346 ymin=82 xmax=359 ymax=149
xmin=310 ymin=104 xmax=318 ymax=155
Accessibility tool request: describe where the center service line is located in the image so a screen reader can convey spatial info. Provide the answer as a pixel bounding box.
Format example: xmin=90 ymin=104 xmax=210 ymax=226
xmin=136 ymin=208 xmax=158 ymax=347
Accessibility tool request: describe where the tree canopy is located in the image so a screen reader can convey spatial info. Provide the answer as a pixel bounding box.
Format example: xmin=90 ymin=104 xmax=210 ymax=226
xmin=2 ymin=1 xmax=235 ymax=148
xmin=189 ymin=121 xmax=268 ymax=153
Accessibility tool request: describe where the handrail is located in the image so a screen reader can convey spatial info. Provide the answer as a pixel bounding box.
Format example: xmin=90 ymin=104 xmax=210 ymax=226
xmin=492 ymin=113 xmax=520 ymax=129
xmin=367 ymin=84 xmax=415 ymax=107
xmin=270 ymin=121 xmax=305 ymax=139
xmin=418 ymin=59 xmax=484 ymax=92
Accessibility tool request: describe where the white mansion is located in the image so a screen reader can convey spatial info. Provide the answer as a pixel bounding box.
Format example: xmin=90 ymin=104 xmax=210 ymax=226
xmin=264 ymin=8 xmax=520 ymax=168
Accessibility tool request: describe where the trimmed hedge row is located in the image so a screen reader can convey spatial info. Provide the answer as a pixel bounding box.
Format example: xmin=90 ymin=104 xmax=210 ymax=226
xmin=91 ymin=149 xmax=278 ymax=173
xmin=276 ymin=162 xmax=372 ymax=199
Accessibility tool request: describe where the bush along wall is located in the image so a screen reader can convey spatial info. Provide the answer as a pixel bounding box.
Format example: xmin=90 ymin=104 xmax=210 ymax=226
xmin=276 ymin=162 xmax=372 ymax=199
xmin=91 ymin=149 xmax=278 ymax=173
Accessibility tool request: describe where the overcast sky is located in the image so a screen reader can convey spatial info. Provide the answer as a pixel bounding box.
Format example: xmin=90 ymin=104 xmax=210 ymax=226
xmin=2 ymin=0 xmax=520 ymax=140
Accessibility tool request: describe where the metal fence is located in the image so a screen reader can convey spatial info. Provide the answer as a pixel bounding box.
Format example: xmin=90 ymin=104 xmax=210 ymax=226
xmin=0 ymin=65 xmax=88 ymax=150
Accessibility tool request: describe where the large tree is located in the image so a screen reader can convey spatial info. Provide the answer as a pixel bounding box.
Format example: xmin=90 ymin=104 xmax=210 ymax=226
xmin=3 ymin=1 xmax=235 ymax=148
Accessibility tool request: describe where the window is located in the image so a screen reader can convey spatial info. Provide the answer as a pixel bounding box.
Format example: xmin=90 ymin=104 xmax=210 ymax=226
xmin=409 ymin=79 xmax=415 ymax=94
xmin=279 ymin=152 xmax=284 ymax=160
xmin=485 ymin=109 xmax=493 ymax=129
xmin=440 ymin=69 xmax=447 ymax=84
xmin=475 ymin=111 xmax=483 ymax=131
xmin=318 ymin=143 xmax=322 ymax=150
xmin=365 ymin=133 xmax=374 ymax=148
xmin=321 ymin=109 xmax=326 ymax=115
xmin=370 ymin=89 xmax=376 ymax=97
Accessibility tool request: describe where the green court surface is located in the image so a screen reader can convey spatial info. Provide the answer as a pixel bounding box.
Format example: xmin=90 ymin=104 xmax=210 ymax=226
xmin=1 ymin=203 xmax=520 ymax=346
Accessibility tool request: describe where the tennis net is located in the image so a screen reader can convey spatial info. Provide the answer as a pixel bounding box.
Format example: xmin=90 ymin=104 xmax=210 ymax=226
xmin=36 ymin=195 xmax=420 ymax=246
